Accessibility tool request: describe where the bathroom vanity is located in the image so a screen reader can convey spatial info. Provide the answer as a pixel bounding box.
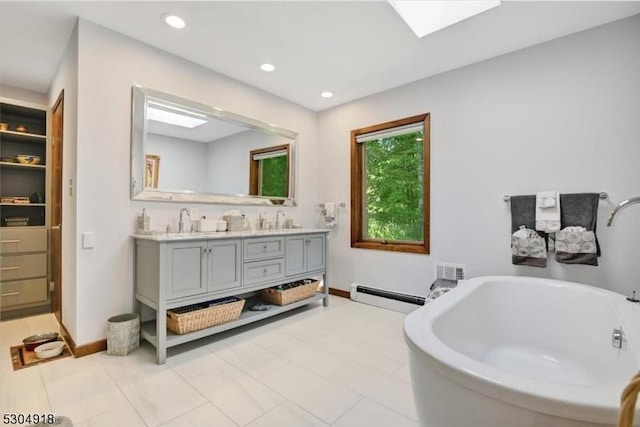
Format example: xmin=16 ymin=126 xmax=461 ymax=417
xmin=133 ymin=228 xmax=329 ymax=364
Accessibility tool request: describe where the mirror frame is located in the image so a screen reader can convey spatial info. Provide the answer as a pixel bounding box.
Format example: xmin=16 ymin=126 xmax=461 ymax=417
xmin=131 ymin=85 xmax=298 ymax=206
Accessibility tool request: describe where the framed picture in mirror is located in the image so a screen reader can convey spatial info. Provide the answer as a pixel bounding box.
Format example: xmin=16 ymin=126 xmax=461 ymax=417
xmin=145 ymin=154 xmax=160 ymax=188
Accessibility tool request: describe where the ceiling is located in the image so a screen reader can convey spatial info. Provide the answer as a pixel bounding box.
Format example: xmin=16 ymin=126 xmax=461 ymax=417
xmin=1 ymin=1 xmax=639 ymax=111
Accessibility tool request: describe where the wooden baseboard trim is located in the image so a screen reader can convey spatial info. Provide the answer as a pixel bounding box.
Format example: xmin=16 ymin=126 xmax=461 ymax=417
xmin=59 ymin=323 xmax=107 ymax=358
xmin=74 ymin=339 xmax=107 ymax=358
xmin=58 ymin=323 xmax=76 ymax=356
xmin=329 ymin=287 xmax=350 ymax=299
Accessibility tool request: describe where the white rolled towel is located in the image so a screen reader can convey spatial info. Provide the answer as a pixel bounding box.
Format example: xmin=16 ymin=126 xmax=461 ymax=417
xmin=324 ymin=202 xmax=337 ymax=227
xmin=535 ymin=191 xmax=560 ymax=232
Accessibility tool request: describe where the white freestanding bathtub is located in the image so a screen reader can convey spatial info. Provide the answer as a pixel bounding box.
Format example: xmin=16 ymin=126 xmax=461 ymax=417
xmin=404 ymin=276 xmax=640 ymax=427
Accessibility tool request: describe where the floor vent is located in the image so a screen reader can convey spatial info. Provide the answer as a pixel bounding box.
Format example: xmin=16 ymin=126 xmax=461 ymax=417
xmin=350 ymin=284 xmax=424 ymax=314
xmin=435 ymin=262 xmax=466 ymax=281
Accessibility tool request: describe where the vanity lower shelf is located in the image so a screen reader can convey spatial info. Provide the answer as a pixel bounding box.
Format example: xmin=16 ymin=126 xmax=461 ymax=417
xmin=141 ymin=292 xmax=325 ymax=348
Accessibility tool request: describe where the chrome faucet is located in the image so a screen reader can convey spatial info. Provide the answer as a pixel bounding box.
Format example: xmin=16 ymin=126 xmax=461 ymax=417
xmin=276 ymin=210 xmax=285 ymax=229
xmin=178 ymin=208 xmax=190 ymax=233
xmin=607 ymin=196 xmax=640 ymax=226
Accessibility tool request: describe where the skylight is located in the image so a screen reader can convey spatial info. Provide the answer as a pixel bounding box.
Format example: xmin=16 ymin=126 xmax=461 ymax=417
xmin=389 ymin=1 xmax=501 ymax=38
xmin=146 ymin=101 xmax=207 ymax=129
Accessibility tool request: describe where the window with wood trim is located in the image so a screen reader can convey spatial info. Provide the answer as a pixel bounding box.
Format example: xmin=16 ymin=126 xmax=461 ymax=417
xmin=351 ymin=114 xmax=430 ymax=254
xmin=249 ymin=144 xmax=290 ymax=199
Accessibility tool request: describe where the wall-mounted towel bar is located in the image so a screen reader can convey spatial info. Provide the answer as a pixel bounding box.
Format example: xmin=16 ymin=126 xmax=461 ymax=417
xmin=503 ymin=192 xmax=608 ymax=202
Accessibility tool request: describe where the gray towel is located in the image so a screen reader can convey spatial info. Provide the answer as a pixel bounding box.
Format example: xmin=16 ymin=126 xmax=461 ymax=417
xmin=510 ymin=195 xmax=536 ymax=232
xmin=556 ymin=193 xmax=600 ymax=265
xmin=510 ymin=195 xmax=547 ymax=268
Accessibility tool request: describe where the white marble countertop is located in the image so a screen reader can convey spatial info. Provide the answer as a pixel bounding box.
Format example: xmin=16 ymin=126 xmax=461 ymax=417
xmin=132 ymin=228 xmax=330 ymax=241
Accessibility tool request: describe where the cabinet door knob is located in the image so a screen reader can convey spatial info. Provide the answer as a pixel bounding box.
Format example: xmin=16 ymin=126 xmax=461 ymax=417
xmin=263 ymin=244 xmax=267 ymax=252
xmin=0 ymin=266 xmax=21 ymax=271
xmin=263 ymin=268 xmax=267 ymax=276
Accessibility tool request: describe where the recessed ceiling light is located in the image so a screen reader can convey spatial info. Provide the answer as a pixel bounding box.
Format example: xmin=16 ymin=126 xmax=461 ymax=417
xmin=321 ymin=91 xmax=334 ymax=98
xmin=260 ymin=63 xmax=276 ymax=72
xmin=163 ymin=14 xmax=186 ymax=29
xmin=389 ymin=1 xmax=501 ymax=38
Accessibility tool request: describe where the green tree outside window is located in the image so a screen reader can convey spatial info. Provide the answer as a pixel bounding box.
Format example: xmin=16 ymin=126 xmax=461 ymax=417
xmin=364 ymin=131 xmax=424 ymax=242
xmin=260 ymin=155 xmax=288 ymax=197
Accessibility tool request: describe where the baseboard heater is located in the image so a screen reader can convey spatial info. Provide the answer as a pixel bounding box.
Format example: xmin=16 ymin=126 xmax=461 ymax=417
xmin=350 ymin=283 xmax=424 ymax=314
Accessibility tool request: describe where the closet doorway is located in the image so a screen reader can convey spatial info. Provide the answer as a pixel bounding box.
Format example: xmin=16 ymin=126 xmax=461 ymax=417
xmin=50 ymin=90 xmax=63 ymax=322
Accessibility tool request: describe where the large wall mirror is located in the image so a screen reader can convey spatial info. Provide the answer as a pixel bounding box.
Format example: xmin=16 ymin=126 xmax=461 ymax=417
xmin=131 ymin=85 xmax=297 ymax=205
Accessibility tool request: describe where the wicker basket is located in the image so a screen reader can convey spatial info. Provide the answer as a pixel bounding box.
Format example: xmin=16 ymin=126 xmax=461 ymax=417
xmin=261 ymin=279 xmax=319 ymax=306
xmin=167 ymin=297 xmax=245 ymax=334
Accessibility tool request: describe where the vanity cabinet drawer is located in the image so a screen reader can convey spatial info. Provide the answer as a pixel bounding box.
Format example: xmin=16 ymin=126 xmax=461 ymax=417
xmin=0 ymin=253 xmax=47 ymax=281
xmin=243 ymin=258 xmax=285 ymax=286
xmin=0 ymin=278 xmax=48 ymax=308
xmin=244 ymin=237 xmax=285 ymax=261
xmin=0 ymin=228 xmax=47 ymax=254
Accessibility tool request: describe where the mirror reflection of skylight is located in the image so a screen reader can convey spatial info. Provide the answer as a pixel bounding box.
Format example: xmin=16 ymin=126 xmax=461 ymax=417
xmin=389 ymin=1 xmax=501 ymax=38
xmin=146 ymin=100 xmax=207 ymax=128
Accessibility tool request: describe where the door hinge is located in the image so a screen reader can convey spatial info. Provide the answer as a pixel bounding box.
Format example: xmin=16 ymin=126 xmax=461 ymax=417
xmin=49 ymin=281 xmax=55 ymax=292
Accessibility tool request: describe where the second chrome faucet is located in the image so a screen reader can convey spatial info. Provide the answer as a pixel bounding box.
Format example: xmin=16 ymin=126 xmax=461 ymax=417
xmin=178 ymin=208 xmax=191 ymax=233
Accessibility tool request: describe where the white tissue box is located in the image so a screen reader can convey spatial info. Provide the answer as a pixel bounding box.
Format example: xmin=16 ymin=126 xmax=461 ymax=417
xmin=195 ymin=219 xmax=216 ymax=232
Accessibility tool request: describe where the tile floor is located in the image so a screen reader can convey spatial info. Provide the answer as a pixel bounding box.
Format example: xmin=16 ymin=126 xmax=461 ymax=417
xmin=0 ymin=296 xmax=418 ymax=427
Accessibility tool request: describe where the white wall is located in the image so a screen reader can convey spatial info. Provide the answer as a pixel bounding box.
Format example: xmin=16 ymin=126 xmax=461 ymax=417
xmin=47 ymin=24 xmax=79 ymax=339
xmin=71 ymin=19 xmax=319 ymax=344
xmin=318 ymin=16 xmax=640 ymax=297
xmin=1 ymin=85 xmax=47 ymax=105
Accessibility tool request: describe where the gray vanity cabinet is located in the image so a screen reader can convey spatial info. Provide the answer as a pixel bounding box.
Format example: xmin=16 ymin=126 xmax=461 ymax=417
xmin=285 ymin=234 xmax=326 ymax=276
xmin=134 ymin=230 xmax=329 ymax=364
xmin=166 ymin=239 xmax=241 ymax=300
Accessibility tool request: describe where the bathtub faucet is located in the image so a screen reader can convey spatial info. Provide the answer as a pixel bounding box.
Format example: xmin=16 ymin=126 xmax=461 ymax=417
xmin=607 ymin=196 xmax=640 ymax=226
xmin=612 ymin=327 xmax=626 ymax=349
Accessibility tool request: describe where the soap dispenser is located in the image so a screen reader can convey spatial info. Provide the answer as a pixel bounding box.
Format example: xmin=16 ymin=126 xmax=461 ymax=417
xmin=137 ymin=208 xmax=150 ymax=233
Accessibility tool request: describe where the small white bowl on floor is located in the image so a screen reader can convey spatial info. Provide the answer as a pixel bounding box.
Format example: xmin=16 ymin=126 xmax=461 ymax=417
xmin=34 ymin=341 xmax=66 ymax=359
